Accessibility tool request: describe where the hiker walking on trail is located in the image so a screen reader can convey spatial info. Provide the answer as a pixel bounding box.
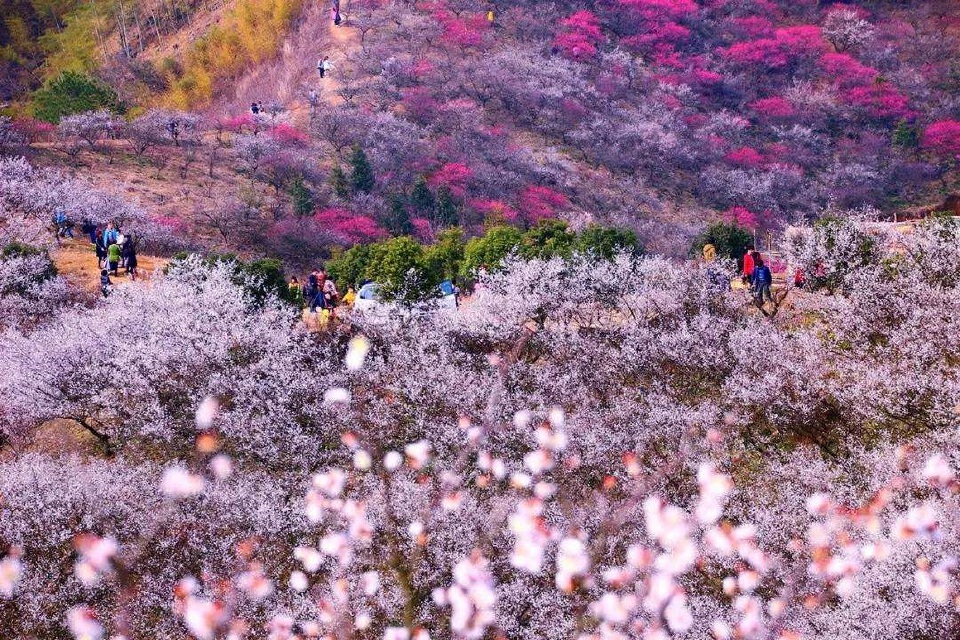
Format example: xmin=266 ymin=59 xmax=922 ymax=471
xmin=318 ymin=56 xmax=332 ymax=78
xmin=752 ymin=256 xmax=773 ymax=305
xmin=332 ymin=0 xmax=342 ymax=25
xmin=54 ymin=208 xmax=73 ymax=238
xmin=100 ymin=269 xmax=113 ymax=297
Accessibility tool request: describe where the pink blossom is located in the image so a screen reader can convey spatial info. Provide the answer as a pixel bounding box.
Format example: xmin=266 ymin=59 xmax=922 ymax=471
xmin=922 ymin=120 xmax=960 ymax=159
xmin=314 ymin=208 xmax=388 ymax=245
xmin=820 ymin=52 xmax=878 ymax=87
xmin=750 ymin=96 xmax=795 ymax=119
xmin=724 ymin=147 xmax=765 ymax=168
xmin=517 ymin=186 xmax=569 ymax=223
xmin=427 ymin=162 xmax=474 ymax=199
xmin=554 ymin=11 xmax=603 ymax=61
xmin=469 ymin=199 xmax=519 ymax=223
xmin=268 ymin=124 xmax=309 ymax=146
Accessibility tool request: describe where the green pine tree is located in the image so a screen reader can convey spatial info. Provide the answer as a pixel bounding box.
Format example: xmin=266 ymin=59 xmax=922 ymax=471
xmin=434 ymin=185 xmax=459 ymax=227
xmin=892 ymin=119 xmax=919 ymax=150
xmin=289 ymin=175 xmax=314 ymax=217
xmin=330 ymin=162 xmax=350 ymax=198
xmin=32 ymin=71 xmax=124 ymax=123
xmin=387 ymin=194 xmax=414 ymax=236
xmin=410 ymin=176 xmax=435 ymax=216
xmin=349 ymin=145 xmax=375 ymax=194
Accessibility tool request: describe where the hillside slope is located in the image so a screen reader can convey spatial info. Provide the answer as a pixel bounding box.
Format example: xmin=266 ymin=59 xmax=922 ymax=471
xmin=6 ymin=0 xmax=960 ymax=263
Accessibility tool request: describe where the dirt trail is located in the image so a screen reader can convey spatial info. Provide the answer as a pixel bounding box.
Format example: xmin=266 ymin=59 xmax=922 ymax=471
xmin=282 ymin=2 xmax=360 ymax=127
xmin=53 ymin=239 xmax=169 ymax=293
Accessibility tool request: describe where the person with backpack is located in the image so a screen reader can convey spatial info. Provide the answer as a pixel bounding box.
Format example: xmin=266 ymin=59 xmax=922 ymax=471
xmin=752 ymin=256 xmax=773 ymax=305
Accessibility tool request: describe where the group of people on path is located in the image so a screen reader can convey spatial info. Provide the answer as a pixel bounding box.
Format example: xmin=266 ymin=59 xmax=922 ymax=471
xmin=315 ymin=0 xmax=342 ymax=80
xmin=742 ymin=247 xmax=772 ymax=305
xmin=88 ymin=222 xmax=138 ymax=296
xmin=287 ymin=270 xmax=357 ymax=321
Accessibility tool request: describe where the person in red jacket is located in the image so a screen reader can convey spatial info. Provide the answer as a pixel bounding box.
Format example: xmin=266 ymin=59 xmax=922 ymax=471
xmin=742 ymin=247 xmax=756 ymax=283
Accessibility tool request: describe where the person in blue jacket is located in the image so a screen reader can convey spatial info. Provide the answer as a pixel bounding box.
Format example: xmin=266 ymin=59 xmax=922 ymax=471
xmin=752 ymin=256 xmax=773 ymax=305
xmin=103 ymin=223 xmax=119 ymax=246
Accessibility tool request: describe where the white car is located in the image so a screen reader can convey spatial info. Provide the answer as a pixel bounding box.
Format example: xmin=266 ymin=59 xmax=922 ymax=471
xmin=353 ymin=283 xmax=387 ymax=313
xmin=352 ymin=281 xmax=458 ymax=315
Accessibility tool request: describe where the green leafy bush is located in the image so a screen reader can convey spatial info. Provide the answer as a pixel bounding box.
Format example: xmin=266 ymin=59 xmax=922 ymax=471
xmin=691 ymin=221 xmax=754 ymax=267
xmin=32 ymin=71 xmax=123 ymax=123
xmin=461 ymin=226 xmax=523 ymax=277
xmin=575 ymin=225 xmax=642 ymax=260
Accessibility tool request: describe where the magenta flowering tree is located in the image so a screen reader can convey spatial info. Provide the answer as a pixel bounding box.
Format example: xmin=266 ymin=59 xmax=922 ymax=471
xmin=553 ymin=11 xmax=604 ymax=62
xmin=723 ymin=25 xmax=825 ymax=71
xmin=721 ymin=205 xmax=762 ymax=230
xmin=469 ymin=199 xmax=520 ymax=225
xmin=724 ymin=147 xmax=765 ymax=169
xmin=922 ymin=121 xmax=960 ymax=162
xmin=315 ymin=207 xmax=389 ymax=244
xmin=749 ymin=96 xmax=795 ymax=120
xmin=517 ymin=186 xmax=570 ymax=224
xmin=270 ymin=123 xmax=310 ymax=147
xmin=427 ymin=163 xmax=474 ymax=199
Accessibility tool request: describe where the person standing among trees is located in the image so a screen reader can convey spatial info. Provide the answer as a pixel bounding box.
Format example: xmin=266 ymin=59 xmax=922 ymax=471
xmin=53 ymin=208 xmax=73 ymax=239
xmin=124 ymin=236 xmax=138 ymax=281
xmin=342 ymin=286 xmax=356 ymax=308
xmin=317 ymin=56 xmax=332 ymax=79
xmin=752 ymin=256 xmax=773 ymax=306
xmin=306 ymin=271 xmax=325 ymax=314
xmin=742 ymin=247 xmax=756 ymax=285
xmin=100 ymin=269 xmax=113 ymax=297
xmin=107 ymin=240 xmax=121 ymax=276
xmin=103 ymin=223 xmax=119 ymax=247
xmin=94 ymin=231 xmax=107 ymax=269
xmin=288 ymin=276 xmax=304 ymax=307
xmin=323 ymin=275 xmax=340 ymax=310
